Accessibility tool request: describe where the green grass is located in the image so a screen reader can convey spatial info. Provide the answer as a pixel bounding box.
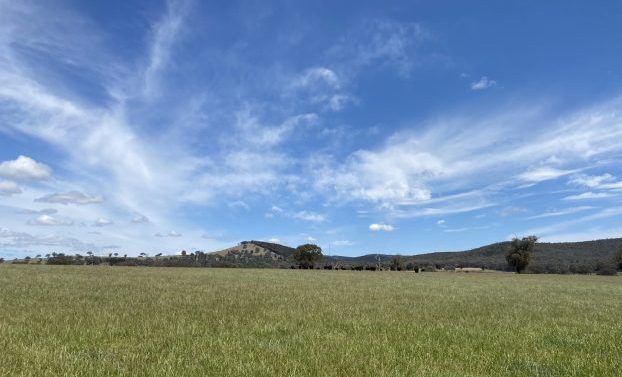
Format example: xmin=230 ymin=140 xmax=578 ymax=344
xmin=0 ymin=265 xmax=621 ymax=376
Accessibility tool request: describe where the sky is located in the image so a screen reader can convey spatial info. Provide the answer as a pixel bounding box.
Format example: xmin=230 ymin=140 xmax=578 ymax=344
xmin=1 ymin=0 xmax=622 ymax=259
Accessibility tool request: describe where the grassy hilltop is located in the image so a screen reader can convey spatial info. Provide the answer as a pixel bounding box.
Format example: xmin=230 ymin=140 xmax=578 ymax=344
xmin=1 ymin=265 xmax=621 ymax=376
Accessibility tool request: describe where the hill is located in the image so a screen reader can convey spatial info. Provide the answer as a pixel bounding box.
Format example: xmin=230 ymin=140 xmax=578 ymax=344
xmin=5 ymin=238 xmax=621 ymax=273
xmin=400 ymin=238 xmax=622 ymax=273
xmin=325 ymin=238 xmax=622 ymax=273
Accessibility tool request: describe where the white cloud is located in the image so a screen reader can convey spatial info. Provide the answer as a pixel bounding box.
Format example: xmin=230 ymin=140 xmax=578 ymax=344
xmin=563 ymin=192 xmax=612 ymax=200
xmin=369 ymin=223 xmax=394 ymax=232
xmin=265 ymin=206 xmax=326 ymax=222
xmin=35 ymin=191 xmax=103 ymax=205
xmin=155 ymin=230 xmax=182 ymax=237
xmin=0 ymin=180 xmax=22 ymax=196
xmin=436 ymin=219 xmax=445 ymax=226
xmin=293 ymin=67 xmax=340 ymax=89
xmin=131 ymin=214 xmax=150 ymax=224
xmin=569 ymin=173 xmax=615 ymax=188
xmin=228 ymin=200 xmax=250 ymax=211
xmin=293 ymin=211 xmax=326 ymax=222
xmin=333 ymin=240 xmax=354 ymax=246
xmin=94 ymin=218 xmax=113 ymax=227
xmin=27 ymin=214 xmax=73 ymax=226
xmin=0 ymin=156 xmax=51 ymax=181
xmin=470 ymin=76 xmax=497 ymax=90
xmin=569 ymin=173 xmax=622 ymax=190
xmin=517 ymin=167 xmax=576 ymax=183
xmin=314 ymin=142 xmax=437 ymax=205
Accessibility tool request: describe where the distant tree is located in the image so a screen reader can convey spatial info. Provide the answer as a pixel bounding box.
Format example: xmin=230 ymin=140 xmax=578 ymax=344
xmin=617 ymin=248 xmax=622 ymax=270
xmin=390 ymin=255 xmax=404 ymax=271
xmin=181 ymin=250 xmax=187 ymax=256
xmin=139 ymin=252 xmax=146 ymax=258
xmin=113 ymin=253 xmax=118 ymax=257
xmin=0 ymin=258 xmax=4 ymax=264
xmin=506 ymin=235 xmax=537 ymax=273
xmin=293 ymin=244 xmax=322 ymax=269
xmin=156 ymin=253 xmax=162 ymax=257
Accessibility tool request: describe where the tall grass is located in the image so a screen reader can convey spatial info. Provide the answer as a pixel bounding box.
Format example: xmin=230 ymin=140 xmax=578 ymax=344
xmin=0 ymin=265 xmax=620 ymax=376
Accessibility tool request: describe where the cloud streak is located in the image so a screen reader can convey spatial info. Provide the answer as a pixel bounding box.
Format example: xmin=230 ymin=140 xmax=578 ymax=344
xmin=35 ymin=191 xmax=104 ymax=205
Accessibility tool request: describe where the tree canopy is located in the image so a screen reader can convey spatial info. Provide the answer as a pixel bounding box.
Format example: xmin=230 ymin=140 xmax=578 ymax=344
xmin=506 ymin=235 xmax=538 ymax=273
xmin=293 ymin=244 xmax=322 ymax=269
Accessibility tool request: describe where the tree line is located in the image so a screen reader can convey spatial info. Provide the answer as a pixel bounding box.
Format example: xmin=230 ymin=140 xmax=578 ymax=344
xmin=3 ymin=237 xmax=622 ymax=274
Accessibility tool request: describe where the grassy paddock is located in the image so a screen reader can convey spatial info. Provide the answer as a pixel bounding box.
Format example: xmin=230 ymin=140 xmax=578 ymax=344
xmin=0 ymin=265 xmax=620 ymax=376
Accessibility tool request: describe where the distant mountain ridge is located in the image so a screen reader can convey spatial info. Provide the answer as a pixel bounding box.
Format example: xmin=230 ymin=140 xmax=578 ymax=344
xmin=327 ymin=238 xmax=622 ymax=273
xmin=7 ymin=238 xmax=621 ymax=273
xmin=208 ymin=238 xmax=622 ymax=273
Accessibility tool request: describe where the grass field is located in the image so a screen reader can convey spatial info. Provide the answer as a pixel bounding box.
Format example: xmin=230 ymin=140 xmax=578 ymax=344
xmin=0 ymin=265 xmax=621 ymax=376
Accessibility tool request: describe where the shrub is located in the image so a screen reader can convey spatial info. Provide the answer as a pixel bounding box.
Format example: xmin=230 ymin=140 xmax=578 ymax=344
xmin=46 ymin=254 xmax=76 ymax=265
xmin=596 ymin=262 xmax=617 ymax=276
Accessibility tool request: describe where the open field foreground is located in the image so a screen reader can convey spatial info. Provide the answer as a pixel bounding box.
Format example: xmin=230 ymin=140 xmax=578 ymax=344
xmin=1 ymin=266 xmax=621 ymax=376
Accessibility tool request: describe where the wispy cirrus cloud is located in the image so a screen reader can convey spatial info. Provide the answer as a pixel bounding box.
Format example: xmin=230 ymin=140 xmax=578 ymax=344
xmin=563 ymin=192 xmax=613 ymax=201
xmin=525 ymin=206 xmax=595 ymax=219
xmin=333 ymin=240 xmax=354 ymax=246
xmin=35 ymin=191 xmax=103 ymax=205
xmin=17 ymin=208 xmax=57 ymax=215
xmin=155 ymin=230 xmax=182 ymax=238
xmin=312 ymin=98 xmax=622 ymax=221
xmin=330 ymin=19 xmax=429 ymax=76
xmin=523 ymin=206 xmax=622 ymax=240
xmin=517 ymin=167 xmax=577 ymax=183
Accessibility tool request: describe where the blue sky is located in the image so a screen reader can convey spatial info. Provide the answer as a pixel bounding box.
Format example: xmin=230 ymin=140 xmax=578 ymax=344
xmin=1 ymin=0 xmax=622 ymax=258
